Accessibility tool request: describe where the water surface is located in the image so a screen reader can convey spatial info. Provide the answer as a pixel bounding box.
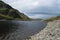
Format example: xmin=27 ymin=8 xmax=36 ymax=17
xmin=0 ymin=21 xmax=47 ymax=40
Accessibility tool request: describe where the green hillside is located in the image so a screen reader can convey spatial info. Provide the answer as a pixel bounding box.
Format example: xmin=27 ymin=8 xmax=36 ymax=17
xmin=44 ymin=16 xmax=60 ymax=22
xmin=0 ymin=1 xmax=29 ymax=20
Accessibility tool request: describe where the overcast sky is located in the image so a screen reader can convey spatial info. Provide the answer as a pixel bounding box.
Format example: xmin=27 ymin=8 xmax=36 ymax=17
xmin=2 ymin=0 xmax=60 ymax=19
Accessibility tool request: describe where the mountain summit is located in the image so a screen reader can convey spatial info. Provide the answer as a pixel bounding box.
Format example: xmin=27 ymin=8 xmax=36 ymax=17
xmin=0 ymin=1 xmax=29 ymax=20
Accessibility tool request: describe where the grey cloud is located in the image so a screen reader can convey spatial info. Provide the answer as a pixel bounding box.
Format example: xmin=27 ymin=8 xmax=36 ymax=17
xmin=2 ymin=0 xmax=60 ymax=18
xmin=28 ymin=12 xmax=60 ymax=15
xmin=26 ymin=5 xmax=60 ymax=16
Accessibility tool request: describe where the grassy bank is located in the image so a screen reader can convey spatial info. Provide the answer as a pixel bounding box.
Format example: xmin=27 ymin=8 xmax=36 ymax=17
xmin=44 ymin=16 xmax=60 ymax=22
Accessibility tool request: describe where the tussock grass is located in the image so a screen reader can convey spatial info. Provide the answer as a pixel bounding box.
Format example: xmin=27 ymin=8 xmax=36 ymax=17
xmin=44 ymin=16 xmax=60 ymax=22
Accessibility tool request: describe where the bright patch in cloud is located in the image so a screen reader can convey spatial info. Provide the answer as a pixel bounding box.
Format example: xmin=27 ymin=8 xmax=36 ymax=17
xmin=32 ymin=1 xmax=39 ymax=6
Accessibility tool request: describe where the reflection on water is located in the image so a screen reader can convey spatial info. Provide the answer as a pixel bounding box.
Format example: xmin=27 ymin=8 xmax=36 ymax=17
xmin=0 ymin=21 xmax=47 ymax=40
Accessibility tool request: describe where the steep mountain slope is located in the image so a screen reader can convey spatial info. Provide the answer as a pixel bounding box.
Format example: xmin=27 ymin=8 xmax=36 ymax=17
xmin=0 ymin=1 xmax=29 ymax=20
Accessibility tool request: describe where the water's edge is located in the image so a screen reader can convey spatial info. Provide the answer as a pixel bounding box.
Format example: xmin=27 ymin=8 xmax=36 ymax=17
xmin=0 ymin=21 xmax=47 ymax=40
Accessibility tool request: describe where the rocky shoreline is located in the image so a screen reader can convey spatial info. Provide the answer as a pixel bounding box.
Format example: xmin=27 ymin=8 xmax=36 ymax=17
xmin=29 ymin=20 xmax=60 ymax=40
xmin=0 ymin=20 xmax=60 ymax=40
